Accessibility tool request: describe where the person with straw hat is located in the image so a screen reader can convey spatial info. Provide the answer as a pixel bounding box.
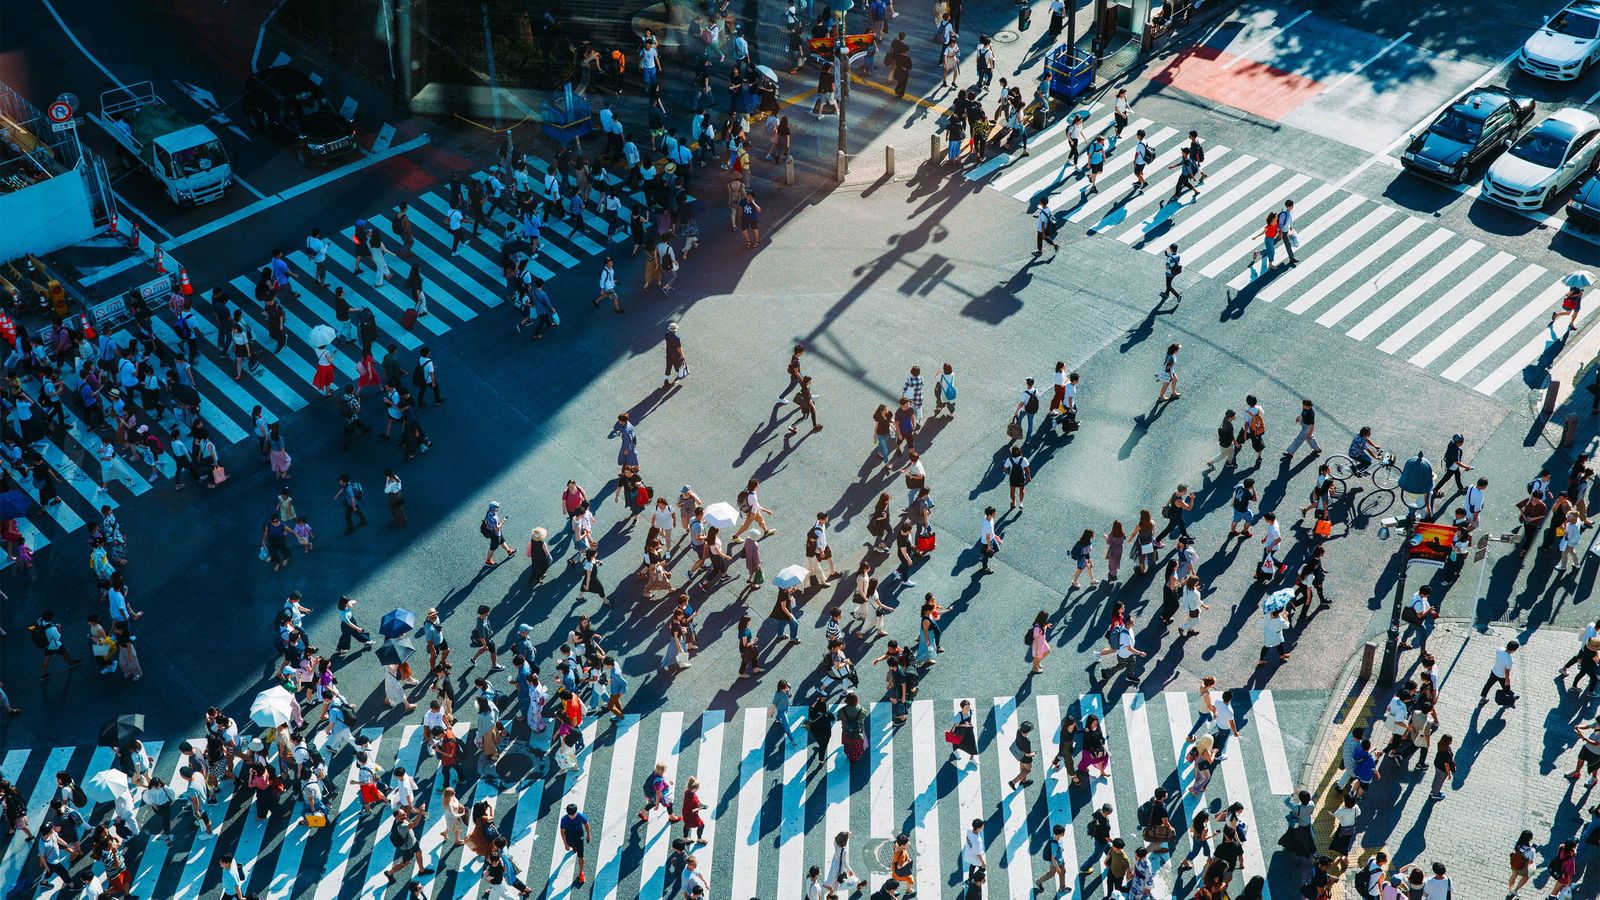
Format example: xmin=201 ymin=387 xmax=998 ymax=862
xmin=527 ymin=527 xmax=552 ymax=586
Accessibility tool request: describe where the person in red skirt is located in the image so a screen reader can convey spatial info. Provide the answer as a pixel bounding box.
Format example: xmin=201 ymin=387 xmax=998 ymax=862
xmin=681 ymin=776 xmax=708 ymax=845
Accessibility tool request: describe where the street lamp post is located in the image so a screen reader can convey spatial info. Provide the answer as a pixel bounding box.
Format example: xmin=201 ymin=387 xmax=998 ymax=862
xmin=1378 ymin=452 xmax=1436 ymax=685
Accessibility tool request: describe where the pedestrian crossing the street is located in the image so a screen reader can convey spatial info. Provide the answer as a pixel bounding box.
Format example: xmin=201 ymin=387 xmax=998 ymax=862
xmin=969 ymin=111 xmax=1582 ymax=399
xmin=2 ymin=155 xmax=668 ymax=565
xmin=0 ymin=691 xmax=1304 ymax=899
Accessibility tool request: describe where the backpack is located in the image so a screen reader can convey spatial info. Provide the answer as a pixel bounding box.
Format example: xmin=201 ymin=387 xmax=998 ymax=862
xmin=412 ymin=364 xmax=426 ymax=388
xmin=642 ymin=772 xmax=665 ymax=799
xmin=1136 ymin=798 xmax=1156 ymax=828
xmin=737 ymin=490 xmax=751 ymax=511
xmin=1106 ymin=625 xmax=1129 ymax=650
xmin=1232 ymin=486 xmax=1249 ymax=512
xmin=1247 ymin=412 xmax=1265 ymax=436
xmin=351 ymin=482 xmax=364 ymax=502
xmin=941 ymin=375 xmax=956 ymax=402
xmin=304 ymin=744 xmax=325 ymax=769
xmin=1023 ymin=626 xmax=1034 ymax=648
xmin=480 ymin=518 xmax=494 ymax=539
xmin=1190 ymin=141 xmax=1205 ymax=163
xmin=28 ymin=621 xmax=48 ymax=648
xmin=1024 ymin=390 xmax=1040 ymax=415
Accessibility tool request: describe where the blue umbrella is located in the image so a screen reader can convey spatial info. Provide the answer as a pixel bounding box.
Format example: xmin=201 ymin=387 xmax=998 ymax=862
xmin=0 ymin=489 xmax=33 ymax=521
xmin=1263 ymin=588 xmax=1295 ymax=614
xmin=379 ymin=608 xmax=417 ymax=639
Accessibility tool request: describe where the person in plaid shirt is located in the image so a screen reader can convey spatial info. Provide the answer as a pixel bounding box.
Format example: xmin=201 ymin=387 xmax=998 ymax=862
xmin=902 ymin=366 xmax=924 ymax=426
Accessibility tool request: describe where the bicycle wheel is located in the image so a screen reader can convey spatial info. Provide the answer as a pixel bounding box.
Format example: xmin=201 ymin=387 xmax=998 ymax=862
xmin=1372 ymin=462 xmax=1400 ymax=491
xmin=1327 ymin=455 xmax=1354 ymax=481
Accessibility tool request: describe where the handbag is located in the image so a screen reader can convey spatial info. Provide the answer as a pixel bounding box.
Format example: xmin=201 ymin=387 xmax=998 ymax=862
xmin=1313 ymin=518 xmax=1332 ymax=538
xmin=303 ymin=812 xmax=328 ymax=828
xmin=753 ymin=567 xmax=765 ymax=585
xmin=1006 ymin=418 xmax=1024 ymax=440
xmin=943 ymin=730 xmax=962 ymax=745
xmin=211 ymin=465 xmax=228 ymax=485
xmin=259 ymin=545 xmax=270 ymax=562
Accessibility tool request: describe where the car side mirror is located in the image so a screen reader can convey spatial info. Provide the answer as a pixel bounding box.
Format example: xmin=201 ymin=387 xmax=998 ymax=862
xmin=1505 ymin=138 xmax=1514 ymax=148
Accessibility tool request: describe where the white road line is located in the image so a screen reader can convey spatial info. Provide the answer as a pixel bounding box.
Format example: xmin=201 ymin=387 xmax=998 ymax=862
xmin=993 ymin=698 xmax=1031 ymax=900
xmin=638 ymin=711 xmax=684 ymax=900
xmin=229 ymin=275 xmax=361 ymax=377
xmin=253 ymin=0 xmax=291 ymax=72
xmin=355 ymin=725 xmax=426 ymax=894
xmin=29 ymin=433 xmax=114 ymax=510
xmin=1250 ymin=691 xmax=1295 ymax=795
xmin=1321 ymin=32 xmax=1413 ymax=94
xmin=965 ymin=150 xmax=1015 ymax=182
xmin=590 ymin=715 xmax=641 ymax=900
xmin=694 ymin=710 xmax=725 ymax=865
xmin=983 ymin=105 xmax=1106 ymax=190
xmin=314 ymin=729 xmax=385 ymax=900
xmin=1449 ymin=280 xmax=1567 ymax=384
xmin=1410 ymin=264 xmax=1547 ymax=367
xmin=129 ymin=744 xmax=188 ymax=898
xmin=152 ymin=316 xmax=305 ymax=413
xmin=170 ymin=353 xmax=258 ymax=441
xmin=270 ymin=51 xmax=292 ymax=70
xmin=1280 ymin=209 xmax=1418 ymax=312
xmin=1080 ymin=694 xmax=1118 ymax=836
xmin=340 ymin=97 xmax=360 ymax=121
xmin=1003 ymin=113 xmax=1126 ymax=200
xmin=307 ymin=240 xmax=453 ymax=332
xmin=374 ymin=124 xmax=397 ymax=153
xmin=728 ymin=709 xmax=768 ymax=900
xmin=1061 ymin=129 xmax=1181 ymax=223
xmin=162 ymin=135 xmax=432 ymax=252
xmin=1080 ymin=139 xmax=1208 ymax=229
xmin=1221 ymin=10 xmax=1312 ymax=69
xmin=1337 ymin=47 xmax=1521 ymax=189
xmin=1313 ymin=226 xmax=1452 ymax=326
xmin=867 ymin=702 xmax=894 ymax=889
xmin=1117 ymin=153 xmax=1254 ymax=246
xmin=1475 ymin=325 xmax=1561 ymax=394
xmin=503 ymin=727 xmax=549 ymax=878
xmin=544 ymin=723 xmax=599 ymax=900
xmin=910 ymin=700 xmax=943 ymax=900
xmin=403 ymin=200 xmax=516 ymax=291
xmin=1348 ymin=239 xmax=1483 ymax=340
xmin=776 ymin=710 xmax=808 ymax=900
xmin=1123 ymin=695 xmax=1173 ymax=895
xmin=1379 ymin=250 xmax=1515 ymax=354
xmin=362 ymin=215 xmax=498 ymax=318
xmin=825 ymin=723 xmax=851 ymax=879
xmin=287 ymin=252 xmax=426 ymax=349
xmin=2 ymin=456 xmax=87 ymax=532
xmin=450 ymin=782 xmax=499 ymax=899
xmin=1219 ymin=748 xmax=1268 ymax=880
xmin=1036 ymin=694 xmax=1078 ymax=887
xmin=1141 ymin=163 xmax=1285 ymax=251
xmin=236 ymin=176 xmax=269 ymax=200
xmin=41 ymin=0 xmax=128 ymax=90
xmin=1204 ymin=179 xmax=1332 ymax=279
xmin=174 ymin=753 xmax=232 ymax=899
xmin=1257 ymin=203 xmax=1393 ymax=301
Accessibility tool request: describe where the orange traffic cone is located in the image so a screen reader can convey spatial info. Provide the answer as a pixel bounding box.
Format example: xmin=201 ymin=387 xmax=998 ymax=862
xmin=128 ymin=220 xmax=141 ymax=251
xmin=177 ymin=266 xmax=194 ymax=296
xmin=152 ymin=246 xmax=166 ymax=274
xmin=107 ymin=211 xmax=119 ymax=238
xmin=80 ymin=314 xmax=96 ymax=341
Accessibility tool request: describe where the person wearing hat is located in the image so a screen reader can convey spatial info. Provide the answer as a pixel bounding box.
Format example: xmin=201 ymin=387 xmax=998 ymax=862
xmin=664 ymin=323 xmax=687 ymax=388
xmin=527 ymin=527 xmax=552 ymax=586
xmin=482 ymin=502 xmax=516 ymax=566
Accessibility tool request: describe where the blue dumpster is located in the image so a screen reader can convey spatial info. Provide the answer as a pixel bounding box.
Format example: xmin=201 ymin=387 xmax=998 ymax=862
xmin=1043 ymin=46 xmax=1095 ymax=102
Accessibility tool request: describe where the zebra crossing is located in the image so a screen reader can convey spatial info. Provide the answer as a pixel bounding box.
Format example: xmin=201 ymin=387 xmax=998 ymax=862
xmin=4 ymin=156 xmax=656 ymax=567
xmin=0 ymin=691 xmax=1304 ymax=899
xmin=971 ymin=111 xmax=1582 ymax=398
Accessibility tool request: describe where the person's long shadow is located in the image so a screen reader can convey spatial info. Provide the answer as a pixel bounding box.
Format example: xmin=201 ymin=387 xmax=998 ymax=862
xmin=625 ymin=382 xmax=679 ymax=426
xmin=968 ymin=442 xmax=1018 ymax=500
xmin=1118 ymin=399 xmax=1172 ymax=460
xmin=1118 ymin=294 xmax=1178 ymax=355
xmin=732 ymin=403 xmax=799 ymax=468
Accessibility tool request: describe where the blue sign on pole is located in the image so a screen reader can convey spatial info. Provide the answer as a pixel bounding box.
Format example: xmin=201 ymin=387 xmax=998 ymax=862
xmin=540 ymin=85 xmax=593 ymax=146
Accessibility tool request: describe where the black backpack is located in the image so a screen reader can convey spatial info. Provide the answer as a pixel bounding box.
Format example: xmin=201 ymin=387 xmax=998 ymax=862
xmin=1024 ymin=390 xmax=1040 ymax=415
xmin=412 ymin=364 xmax=426 ymax=388
xmin=1136 ymin=798 xmax=1155 ymax=828
xmin=28 ymin=621 xmax=48 ymax=648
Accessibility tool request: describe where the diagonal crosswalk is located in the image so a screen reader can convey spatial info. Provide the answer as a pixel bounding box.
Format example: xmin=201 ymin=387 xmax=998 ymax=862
xmin=968 ymin=108 xmax=1584 ymax=400
xmin=0 ymin=691 xmax=1303 ymax=899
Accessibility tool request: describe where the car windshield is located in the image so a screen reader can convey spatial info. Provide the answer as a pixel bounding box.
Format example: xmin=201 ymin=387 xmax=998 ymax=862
xmin=1510 ymin=128 xmax=1571 ymax=168
xmin=170 ymin=140 xmax=227 ymax=178
xmin=1548 ymin=11 xmax=1600 ymax=38
xmin=1431 ymin=110 xmax=1482 ymax=144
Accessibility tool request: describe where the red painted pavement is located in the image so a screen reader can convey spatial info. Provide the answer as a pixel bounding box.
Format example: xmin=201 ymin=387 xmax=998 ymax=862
xmin=1152 ymin=46 xmax=1324 ymax=122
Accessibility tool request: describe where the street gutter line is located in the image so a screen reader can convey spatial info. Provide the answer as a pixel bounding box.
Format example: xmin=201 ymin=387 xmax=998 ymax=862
xmin=1319 ymin=31 xmax=1412 ymax=95
xmin=39 ymin=0 xmax=128 ymax=93
xmin=1335 ymin=46 xmax=1521 ymax=189
xmin=1219 ymin=10 xmax=1311 ymax=70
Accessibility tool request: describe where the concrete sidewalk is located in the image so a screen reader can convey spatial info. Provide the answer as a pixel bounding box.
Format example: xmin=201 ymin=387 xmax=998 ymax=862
xmin=1302 ymin=620 xmax=1600 ymax=898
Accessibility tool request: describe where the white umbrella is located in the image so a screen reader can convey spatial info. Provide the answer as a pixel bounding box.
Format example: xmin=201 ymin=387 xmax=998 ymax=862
xmin=308 ymin=324 xmax=337 ymax=347
xmin=772 ymin=564 xmax=810 ymax=589
xmin=703 ymin=501 xmax=739 ymax=531
xmin=754 ymin=64 xmax=780 ymax=84
xmin=250 ymin=686 xmax=298 ymax=728
xmin=83 ymin=769 xmax=130 ymax=803
xmin=1565 ymin=271 xmax=1595 ymax=289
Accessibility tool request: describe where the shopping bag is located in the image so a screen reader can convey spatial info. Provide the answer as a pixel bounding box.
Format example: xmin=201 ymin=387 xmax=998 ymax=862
xmin=303 ymin=812 xmax=328 ymax=828
xmin=1313 ymin=518 xmax=1332 ymax=538
xmin=943 ymin=730 xmax=961 ymax=745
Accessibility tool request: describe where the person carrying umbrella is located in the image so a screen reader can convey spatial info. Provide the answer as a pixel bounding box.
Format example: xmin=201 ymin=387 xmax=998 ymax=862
xmin=1555 ymin=271 xmax=1590 ymax=333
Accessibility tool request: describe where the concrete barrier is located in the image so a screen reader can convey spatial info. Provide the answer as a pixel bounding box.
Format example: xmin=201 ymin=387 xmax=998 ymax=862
xmin=886 ymin=145 xmax=895 ymax=178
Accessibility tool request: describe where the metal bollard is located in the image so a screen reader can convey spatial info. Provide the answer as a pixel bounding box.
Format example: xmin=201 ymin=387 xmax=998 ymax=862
xmin=1358 ymin=641 xmax=1377 ymax=681
xmin=886 ymin=145 xmax=896 ymax=177
xmin=785 ymin=157 xmax=796 ymax=185
xmin=836 ymin=150 xmax=848 ymax=182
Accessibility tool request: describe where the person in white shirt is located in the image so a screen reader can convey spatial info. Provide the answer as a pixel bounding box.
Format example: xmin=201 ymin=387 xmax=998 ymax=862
xmin=1259 ymin=512 xmax=1284 ymax=573
xmin=961 ymin=818 xmax=987 ymax=877
xmin=305 ymin=228 xmax=329 ymax=285
xmin=389 ymin=767 xmax=421 ymax=816
xmin=1479 ymin=640 xmax=1518 ymax=703
xmin=1400 ymin=585 xmax=1436 ymax=652
xmin=978 ymin=506 xmax=1001 ymax=574
xmin=1465 ymin=477 xmax=1488 ymax=526
xmin=649 ymin=496 xmax=678 ymax=545
xmin=595 ymin=257 xmax=622 ymax=312
xmin=825 ymin=831 xmax=858 ymax=890
xmin=1035 ymin=200 xmax=1059 ymax=254
xmin=1420 ymin=862 xmax=1452 ymax=900
xmin=1260 ymin=607 xmax=1290 ymax=666
xmin=1562 ymin=620 xmax=1600 ymax=675
xmin=447 ymin=204 xmax=467 ymax=255
xmin=1175 ymin=575 xmax=1208 ymax=637
xmin=805 ymin=512 xmax=838 ymax=583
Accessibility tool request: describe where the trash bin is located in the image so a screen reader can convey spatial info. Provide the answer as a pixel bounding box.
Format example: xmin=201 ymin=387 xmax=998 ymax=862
xmin=1017 ymin=0 xmax=1032 ymax=30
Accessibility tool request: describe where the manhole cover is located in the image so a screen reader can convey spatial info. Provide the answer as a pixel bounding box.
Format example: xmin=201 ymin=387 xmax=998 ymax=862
xmin=994 ymin=29 xmax=1019 ymax=42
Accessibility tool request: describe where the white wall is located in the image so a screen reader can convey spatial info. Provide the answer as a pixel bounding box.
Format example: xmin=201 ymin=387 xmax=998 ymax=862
xmin=0 ymin=167 xmax=99 ymax=260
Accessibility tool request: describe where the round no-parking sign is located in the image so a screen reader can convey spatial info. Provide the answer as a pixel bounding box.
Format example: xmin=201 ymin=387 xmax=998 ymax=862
xmin=47 ymin=100 xmax=73 ymax=123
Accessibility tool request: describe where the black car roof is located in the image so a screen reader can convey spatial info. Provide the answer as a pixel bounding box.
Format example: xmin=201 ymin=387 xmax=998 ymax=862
xmin=260 ymin=66 xmax=319 ymax=95
xmin=1450 ymin=87 xmax=1517 ymax=121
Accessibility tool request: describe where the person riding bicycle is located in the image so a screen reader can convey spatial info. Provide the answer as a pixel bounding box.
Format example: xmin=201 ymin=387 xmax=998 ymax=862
xmin=1348 ymin=427 xmax=1383 ymax=475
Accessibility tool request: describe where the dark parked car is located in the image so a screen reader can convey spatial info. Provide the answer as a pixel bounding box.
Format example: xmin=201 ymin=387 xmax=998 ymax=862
xmin=1400 ymin=86 xmax=1536 ymax=183
xmin=1567 ymin=167 xmax=1600 ymax=229
xmin=242 ymin=66 xmax=358 ymax=166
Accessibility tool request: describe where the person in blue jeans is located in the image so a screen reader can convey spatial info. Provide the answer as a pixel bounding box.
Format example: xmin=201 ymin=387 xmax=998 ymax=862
xmin=1014 ymin=378 xmax=1041 ymax=442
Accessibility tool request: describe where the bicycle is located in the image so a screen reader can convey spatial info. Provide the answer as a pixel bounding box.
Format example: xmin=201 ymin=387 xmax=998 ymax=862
xmin=1325 ymin=451 xmax=1400 ymax=491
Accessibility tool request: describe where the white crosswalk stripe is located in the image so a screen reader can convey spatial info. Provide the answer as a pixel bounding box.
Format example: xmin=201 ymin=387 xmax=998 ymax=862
xmin=0 ymin=692 xmax=1300 ymax=899
xmin=964 ymin=108 xmax=1587 ymax=399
